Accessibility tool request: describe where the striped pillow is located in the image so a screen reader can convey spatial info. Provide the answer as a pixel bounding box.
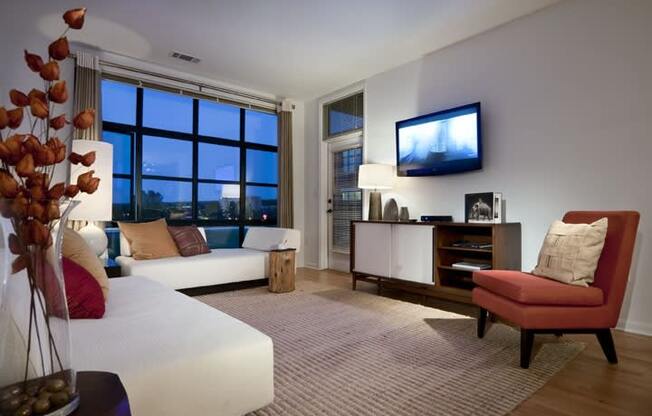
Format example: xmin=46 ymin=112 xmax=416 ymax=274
xmin=168 ymin=225 xmax=210 ymax=257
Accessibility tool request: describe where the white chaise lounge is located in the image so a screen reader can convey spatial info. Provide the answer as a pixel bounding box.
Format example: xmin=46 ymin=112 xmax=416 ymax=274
xmin=70 ymin=276 xmax=274 ymax=416
xmin=115 ymin=227 xmax=300 ymax=290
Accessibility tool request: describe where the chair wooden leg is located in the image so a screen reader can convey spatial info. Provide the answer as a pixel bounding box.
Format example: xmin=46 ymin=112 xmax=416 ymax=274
xmin=477 ymin=308 xmax=488 ymax=338
xmin=596 ymin=329 xmax=618 ymax=364
xmin=520 ymin=329 xmax=534 ymax=369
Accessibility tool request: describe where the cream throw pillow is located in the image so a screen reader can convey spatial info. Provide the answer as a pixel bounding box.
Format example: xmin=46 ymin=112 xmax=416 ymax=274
xmin=532 ymin=218 xmax=608 ymax=287
xmin=62 ymin=227 xmax=110 ymax=301
xmin=118 ymin=218 xmax=180 ymax=260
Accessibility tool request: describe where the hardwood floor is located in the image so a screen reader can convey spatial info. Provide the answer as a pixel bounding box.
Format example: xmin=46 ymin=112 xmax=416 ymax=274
xmin=296 ymin=268 xmax=652 ymax=416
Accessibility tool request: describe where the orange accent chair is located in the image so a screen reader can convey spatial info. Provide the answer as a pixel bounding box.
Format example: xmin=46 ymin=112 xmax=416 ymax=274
xmin=472 ymin=211 xmax=640 ymax=368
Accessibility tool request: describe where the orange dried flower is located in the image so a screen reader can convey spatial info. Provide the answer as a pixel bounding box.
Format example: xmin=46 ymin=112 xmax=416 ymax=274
xmin=50 ymin=114 xmax=68 ymax=130
xmin=23 ymin=135 xmax=40 ymax=153
xmin=35 ymin=145 xmax=56 ymax=166
xmin=0 ymin=107 xmax=8 ymax=129
xmin=5 ymin=135 xmax=25 ymax=163
xmin=0 ymin=142 xmax=10 ymax=161
xmin=48 ymin=37 xmax=70 ymax=61
xmin=30 ymin=98 xmax=49 ymax=119
xmin=28 ymin=201 xmax=45 ymax=221
xmin=66 ymin=150 xmax=95 ymax=167
xmin=11 ymin=194 xmax=29 ymax=219
xmin=30 ymin=185 xmax=47 ymax=202
xmin=63 ymin=8 xmax=86 ymax=30
xmin=12 ymin=255 xmax=28 ymax=274
xmin=77 ymin=170 xmax=100 ymax=194
xmin=64 ymin=184 xmax=80 ymax=198
xmin=10 ymin=90 xmax=30 ymax=107
xmin=48 ymin=183 xmax=65 ymax=199
xmin=8 ymin=234 xmax=22 ymax=255
xmin=7 ymin=108 xmax=24 ymax=129
xmin=40 ymin=61 xmax=60 ymax=81
xmin=47 ymin=137 xmax=66 ymax=163
xmin=0 ymin=170 xmax=20 ymax=198
xmin=29 ymin=219 xmax=49 ymax=246
xmin=81 ymin=151 xmax=96 ymax=167
xmin=48 ymin=81 xmax=68 ymax=104
xmin=16 ymin=153 xmax=35 ymax=177
xmin=73 ymin=109 xmax=95 ymax=130
xmin=24 ymin=50 xmax=44 ymax=72
xmin=46 ymin=200 xmax=61 ymax=221
xmin=26 ymin=172 xmax=49 ymax=189
xmin=28 ymin=89 xmax=47 ymax=105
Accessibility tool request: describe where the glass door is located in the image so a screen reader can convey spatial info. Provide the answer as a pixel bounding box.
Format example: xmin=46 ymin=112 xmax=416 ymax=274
xmin=328 ymin=145 xmax=363 ymax=270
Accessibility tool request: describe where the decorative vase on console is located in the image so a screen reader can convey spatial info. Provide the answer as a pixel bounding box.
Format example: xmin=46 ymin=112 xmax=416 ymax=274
xmin=0 ymin=8 xmax=100 ymax=416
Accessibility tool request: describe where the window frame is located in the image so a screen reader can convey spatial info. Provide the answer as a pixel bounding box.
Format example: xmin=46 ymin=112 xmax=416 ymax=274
xmin=102 ymin=82 xmax=279 ymax=245
xmin=322 ymin=91 xmax=364 ymax=140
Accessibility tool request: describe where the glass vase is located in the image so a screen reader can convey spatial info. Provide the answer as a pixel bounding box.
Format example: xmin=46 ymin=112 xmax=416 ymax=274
xmin=0 ymin=200 xmax=80 ymax=416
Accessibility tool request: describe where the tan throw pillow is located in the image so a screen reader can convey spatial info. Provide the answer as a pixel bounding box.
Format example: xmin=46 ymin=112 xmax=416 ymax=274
xmin=532 ymin=218 xmax=608 ymax=287
xmin=62 ymin=228 xmax=110 ymax=301
xmin=118 ymin=219 xmax=180 ymax=260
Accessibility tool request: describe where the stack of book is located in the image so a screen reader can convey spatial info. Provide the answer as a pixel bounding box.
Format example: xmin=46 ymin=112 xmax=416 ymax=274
xmin=451 ymin=262 xmax=492 ymax=271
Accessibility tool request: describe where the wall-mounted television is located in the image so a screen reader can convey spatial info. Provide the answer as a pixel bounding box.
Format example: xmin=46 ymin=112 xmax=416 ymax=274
xmin=396 ymin=102 xmax=482 ymax=176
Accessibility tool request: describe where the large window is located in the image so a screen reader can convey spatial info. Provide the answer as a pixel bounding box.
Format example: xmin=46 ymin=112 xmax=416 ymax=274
xmin=101 ymin=79 xmax=278 ymax=252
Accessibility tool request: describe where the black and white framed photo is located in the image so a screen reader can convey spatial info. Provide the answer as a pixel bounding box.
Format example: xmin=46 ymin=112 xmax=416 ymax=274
xmin=465 ymin=192 xmax=502 ymax=223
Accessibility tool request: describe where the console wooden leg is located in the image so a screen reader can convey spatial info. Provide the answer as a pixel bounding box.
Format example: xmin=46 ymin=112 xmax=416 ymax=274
xmin=596 ymin=329 xmax=618 ymax=364
xmin=520 ymin=329 xmax=534 ymax=369
xmin=477 ymin=308 xmax=487 ymax=339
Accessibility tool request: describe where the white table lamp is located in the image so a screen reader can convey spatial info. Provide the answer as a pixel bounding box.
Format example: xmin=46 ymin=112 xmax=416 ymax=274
xmin=68 ymin=140 xmax=113 ymax=256
xmin=358 ymin=164 xmax=393 ymax=221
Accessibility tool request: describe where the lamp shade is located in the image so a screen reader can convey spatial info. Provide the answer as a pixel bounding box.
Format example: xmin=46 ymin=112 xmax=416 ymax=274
xmin=68 ymin=140 xmax=113 ymax=222
xmin=221 ymin=184 xmax=240 ymax=199
xmin=358 ymin=164 xmax=394 ymax=190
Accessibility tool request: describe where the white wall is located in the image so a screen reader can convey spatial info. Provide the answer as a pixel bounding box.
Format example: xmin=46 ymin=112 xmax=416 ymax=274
xmin=292 ymin=102 xmax=306 ymax=267
xmin=304 ymin=0 xmax=652 ymax=334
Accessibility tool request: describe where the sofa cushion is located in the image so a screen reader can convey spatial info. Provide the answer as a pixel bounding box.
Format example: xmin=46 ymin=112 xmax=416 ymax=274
xmin=532 ymin=217 xmax=608 ymax=287
xmin=62 ymin=227 xmax=109 ymax=301
xmin=116 ymin=248 xmax=269 ymax=290
xmin=168 ymin=225 xmax=210 ymax=257
xmin=63 ymin=257 xmax=105 ymax=319
xmin=242 ymin=227 xmax=301 ymax=252
xmin=473 ymin=270 xmax=604 ymax=306
xmin=118 ymin=219 xmax=180 ymax=260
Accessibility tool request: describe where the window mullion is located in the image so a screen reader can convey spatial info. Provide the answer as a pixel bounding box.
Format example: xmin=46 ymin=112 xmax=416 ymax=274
xmin=192 ymin=99 xmax=199 ymax=221
xmin=134 ymin=87 xmax=144 ymax=221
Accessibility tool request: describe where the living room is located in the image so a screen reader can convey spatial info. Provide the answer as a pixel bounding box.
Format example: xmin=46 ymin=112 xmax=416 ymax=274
xmin=0 ymin=0 xmax=650 ymax=415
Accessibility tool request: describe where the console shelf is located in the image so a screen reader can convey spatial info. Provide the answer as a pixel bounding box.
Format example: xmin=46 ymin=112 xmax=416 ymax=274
xmin=351 ymin=221 xmax=521 ymax=304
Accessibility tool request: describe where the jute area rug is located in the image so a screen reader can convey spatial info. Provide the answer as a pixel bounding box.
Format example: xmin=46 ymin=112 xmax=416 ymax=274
xmin=197 ymin=280 xmax=583 ymax=416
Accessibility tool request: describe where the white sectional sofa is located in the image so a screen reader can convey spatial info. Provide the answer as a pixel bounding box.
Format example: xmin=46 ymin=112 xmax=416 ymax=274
xmin=115 ymin=227 xmax=300 ymax=290
xmin=70 ymin=276 xmax=274 ymax=416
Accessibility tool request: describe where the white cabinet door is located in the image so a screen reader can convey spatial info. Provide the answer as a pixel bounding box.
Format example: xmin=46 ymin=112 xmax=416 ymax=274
xmin=391 ymin=225 xmax=434 ymax=285
xmin=353 ymin=223 xmax=391 ymax=277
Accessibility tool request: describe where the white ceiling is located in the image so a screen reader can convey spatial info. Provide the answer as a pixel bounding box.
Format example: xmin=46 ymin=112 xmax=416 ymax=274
xmin=10 ymin=0 xmax=560 ymax=99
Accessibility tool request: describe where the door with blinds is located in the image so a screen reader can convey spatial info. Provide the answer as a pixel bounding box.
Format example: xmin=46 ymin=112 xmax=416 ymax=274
xmin=328 ymin=145 xmax=363 ymax=271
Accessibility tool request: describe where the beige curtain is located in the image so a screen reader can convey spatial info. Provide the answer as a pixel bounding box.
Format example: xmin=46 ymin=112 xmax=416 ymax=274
xmin=278 ymin=109 xmax=293 ymax=228
xmin=69 ymin=52 xmax=102 ymax=230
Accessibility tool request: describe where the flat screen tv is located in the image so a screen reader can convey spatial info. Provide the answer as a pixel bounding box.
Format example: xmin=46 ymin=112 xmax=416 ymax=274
xmin=396 ymin=102 xmax=482 ymax=176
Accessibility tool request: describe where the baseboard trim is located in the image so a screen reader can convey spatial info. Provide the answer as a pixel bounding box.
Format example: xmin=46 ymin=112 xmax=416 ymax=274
xmin=303 ymin=262 xmax=322 ymax=270
xmin=617 ymin=319 xmax=652 ymax=336
xmin=179 ymin=278 xmax=268 ymax=297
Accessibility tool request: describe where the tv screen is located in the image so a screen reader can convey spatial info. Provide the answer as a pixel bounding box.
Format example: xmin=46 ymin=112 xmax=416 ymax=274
xmin=396 ymin=102 xmax=482 ymax=176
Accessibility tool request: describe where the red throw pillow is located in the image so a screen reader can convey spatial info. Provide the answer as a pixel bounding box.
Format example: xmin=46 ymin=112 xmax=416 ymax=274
xmin=63 ymin=257 xmax=105 ymax=319
xmin=168 ymin=225 xmax=210 ymax=257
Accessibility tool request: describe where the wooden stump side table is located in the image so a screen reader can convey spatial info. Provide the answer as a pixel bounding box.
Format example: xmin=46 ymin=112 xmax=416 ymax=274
xmin=268 ymin=249 xmax=296 ymax=293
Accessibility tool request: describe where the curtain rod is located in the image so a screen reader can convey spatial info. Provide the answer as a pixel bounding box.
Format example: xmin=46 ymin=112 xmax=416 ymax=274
xmin=69 ymin=54 xmax=281 ymax=108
